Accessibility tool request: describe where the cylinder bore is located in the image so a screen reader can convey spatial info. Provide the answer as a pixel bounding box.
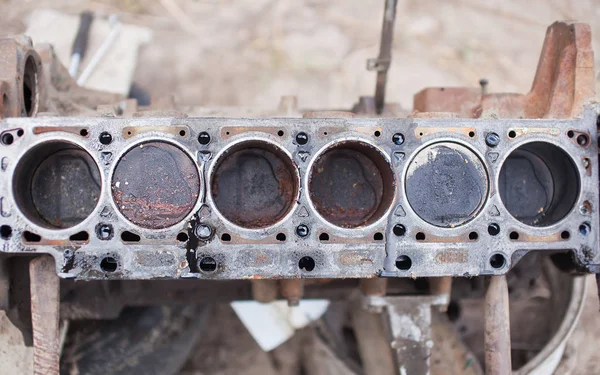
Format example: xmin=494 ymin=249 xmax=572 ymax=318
xmin=13 ymin=141 xmax=101 ymax=229
xmin=210 ymin=140 xmax=299 ymax=229
xmin=308 ymin=140 xmax=395 ymax=228
xmin=112 ymin=141 xmax=200 ymax=229
xmin=499 ymin=142 xmax=579 ymax=227
xmin=405 ymin=142 xmax=488 ymax=227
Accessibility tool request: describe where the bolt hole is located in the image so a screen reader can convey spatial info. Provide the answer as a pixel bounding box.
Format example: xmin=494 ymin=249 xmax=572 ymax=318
xmin=577 ymin=134 xmax=589 ymax=147
xmin=416 ymin=232 xmax=426 ymax=241
xmin=395 ymin=255 xmax=412 ymax=270
xmin=16 ymin=129 xmax=23 ymax=137
xmin=487 ymin=223 xmax=500 ymax=236
xmin=579 ymin=222 xmax=591 ymax=236
xmin=296 ymin=225 xmax=309 ymax=237
xmin=319 ymin=233 xmax=329 ymax=242
xmin=198 ymin=132 xmax=211 ymax=145
xmin=468 ymin=231 xmax=478 ymax=241
xmin=374 ymin=130 xmax=381 ymax=137
xmin=508 ymin=130 xmax=516 ymax=138
xmin=392 ymin=133 xmax=404 ymax=145
xmin=99 ymin=131 xmax=112 ymax=145
xmin=69 ymin=231 xmax=89 ymax=242
xmin=177 ymin=232 xmax=189 ymax=242
xmin=468 ymin=131 xmax=475 ymax=138
xmin=221 ymin=233 xmax=231 ymax=242
xmin=509 ymin=231 xmax=519 ymax=240
xmin=299 ymin=256 xmax=315 ymax=272
xmin=179 ymin=130 xmax=186 ymax=137
xmin=276 ymin=233 xmax=286 ymax=242
xmin=23 ymin=231 xmax=41 ymax=242
xmin=277 ymin=130 xmax=284 ymax=137
xmin=100 ymin=257 xmax=118 ymax=272
xmin=373 ymin=232 xmax=384 ymax=241
xmin=567 ymin=130 xmax=574 ymax=138
xmin=295 ymin=132 xmax=308 ymax=145
xmin=96 ymin=224 xmax=113 ymax=240
xmin=1 ymin=133 xmax=14 ymax=145
xmin=560 ymin=230 xmax=570 ymax=240
xmin=121 ymin=231 xmax=141 ymax=242
xmin=0 ymin=225 xmax=12 ymax=240
xmin=80 ymin=129 xmax=88 ymax=137
xmin=489 ymin=254 xmax=506 ymax=269
xmin=199 ymin=256 xmax=218 ymax=273
xmin=393 ymin=224 xmax=406 ymax=236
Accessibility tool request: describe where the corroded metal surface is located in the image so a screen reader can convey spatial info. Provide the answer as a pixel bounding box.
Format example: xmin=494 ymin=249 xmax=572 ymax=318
xmin=29 ymin=255 xmax=60 ymax=375
xmin=211 ymin=144 xmax=297 ymax=229
xmin=308 ymin=141 xmax=395 ymax=228
xmin=414 ymin=21 xmax=595 ymax=120
xmin=0 ymin=36 xmax=42 ymax=119
xmin=112 ymin=141 xmax=200 ymax=229
xmin=309 ymin=148 xmax=386 ymax=228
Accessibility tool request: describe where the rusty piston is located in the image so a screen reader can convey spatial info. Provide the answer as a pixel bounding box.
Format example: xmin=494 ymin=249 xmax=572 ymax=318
xmin=485 ymin=275 xmax=512 ymax=375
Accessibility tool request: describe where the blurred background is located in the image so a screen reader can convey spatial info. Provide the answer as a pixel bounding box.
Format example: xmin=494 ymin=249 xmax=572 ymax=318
xmin=2 ymin=0 xmax=600 ymax=111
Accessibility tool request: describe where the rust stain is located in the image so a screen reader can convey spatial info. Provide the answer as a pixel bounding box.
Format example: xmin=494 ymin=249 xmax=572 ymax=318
xmin=220 ymin=127 xmax=284 ymax=139
xmin=413 ymin=22 xmax=595 ymax=120
xmin=33 ymin=126 xmax=88 ymax=136
xmin=112 ymin=141 xmax=200 ymax=229
xmin=510 ymin=232 xmax=567 ymax=242
xmin=317 ymin=231 xmax=386 ymax=244
xmin=414 ymin=127 xmax=476 ymax=138
xmin=508 ymin=127 xmax=561 ymax=138
xmin=217 ymin=232 xmax=290 ymax=245
xmin=122 ymin=126 xmax=189 ymax=138
xmin=318 ymin=126 xmax=382 ymax=138
xmin=414 ymin=232 xmax=479 ymax=243
xmin=211 ymin=143 xmax=298 ymax=229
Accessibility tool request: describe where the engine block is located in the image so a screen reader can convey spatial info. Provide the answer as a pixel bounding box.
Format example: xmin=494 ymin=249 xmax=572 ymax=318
xmin=0 ymin=111 xmax=598 ymax=280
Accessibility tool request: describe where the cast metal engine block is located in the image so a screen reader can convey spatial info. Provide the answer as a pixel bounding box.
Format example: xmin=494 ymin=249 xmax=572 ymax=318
xmin=0 ymin=21 xmax=598 ymax=283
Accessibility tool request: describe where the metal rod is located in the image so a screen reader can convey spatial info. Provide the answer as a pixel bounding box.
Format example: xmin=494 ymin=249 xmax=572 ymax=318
xmin=374 ymin=0 xmax=398 ymax=114
xmin=485 ymin=275 xmax=512 ymax=375
xmin=30 ymin=256 xmax=60 ymax=375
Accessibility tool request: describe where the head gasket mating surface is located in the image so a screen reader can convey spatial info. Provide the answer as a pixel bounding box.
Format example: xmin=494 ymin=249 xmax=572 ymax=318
xmin=0 ymin=107 xmax=598 ymax=280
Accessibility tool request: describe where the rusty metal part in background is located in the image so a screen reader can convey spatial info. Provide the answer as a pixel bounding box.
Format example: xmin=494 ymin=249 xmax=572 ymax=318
xmin=413 ymin=22 xmax=594 ymax=119
xmin=30 ymin=256 xmax=60 ymax=375
xmin=368 ymin=0 xmax=398 ymax=114
xmin=0 ymin=36 xmax=42 ymax=119
xmin=484 ymin=275 xmax=512 ymax=375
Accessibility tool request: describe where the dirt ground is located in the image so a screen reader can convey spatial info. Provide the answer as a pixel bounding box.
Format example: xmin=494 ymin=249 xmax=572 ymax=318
xmin=1 ymin=0 xmax=600 ymax=374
